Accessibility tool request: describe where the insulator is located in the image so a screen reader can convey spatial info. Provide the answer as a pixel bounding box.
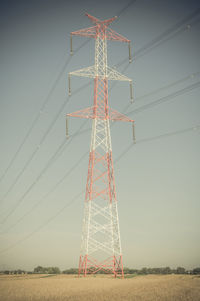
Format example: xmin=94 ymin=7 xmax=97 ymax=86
xmin=70 ymin=34 xmax=73 ymax=55
xmin=130 ymin=81 xmax=133 ymax=103
xmin=132 ymin=122 xmax=136 ymax=144
xmin=68 ymin=74 xmax=71 ymax=96
xmin=66 ymin=117 xmax=69 ymax=138
xmin=128 ymin=42 xmax=132 ymax=63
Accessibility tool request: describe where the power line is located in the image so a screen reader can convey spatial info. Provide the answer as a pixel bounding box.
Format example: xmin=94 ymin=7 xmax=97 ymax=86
xmin=0 ymin=190 xmax=84 ymax=255
xmin=0 ymin=0 xmax=139 ymax=228
xmin=0 ymin=0 xmax=137 ymax=203
xmin=1 ymin=2 xmax=196 ymax=201
xmin=117 ymin=0 xmax=137 ymax=17
xmin=1 ymin=70 xmax=198 ymax=225
xmin=0 ymin=127 xmax=89 ymax=223
xmin=126 ymin=81 xmax=200 ymax=116
xmin=115 ymin=124 xmax=200 ymax=163
xmin=0 ymin=123 xmax=199 ymax=254
xmin=134 ymin=17 xmax=200 ymax=61
xmin=1 ymin=67 xmax=198 ymax=226
xmin=0 ymin=150 xmax=88 ymax=234
xmin=1 ymin=3 xmax=199 ymax=236
xmin=0 ymin=81 xmax=91 ymax=206
xmin=0 ymin=37 xmax=93 ymax=185
xmin=108 ymin=10 xmax=200 ymax=106
xmin=132 ymin=72 xmax=200 ymax=103
xmin=1 ymin=4 xmax=198 ymax=191
xmin=111 ymin=71 xmax=200 ymax=117
xmin=0 ymin=118 xmax=89 ymax=224
xmin=114 ymin=8 xmax=200 ymax=68
xmin=0 ymin=138 xmax=67 ymax=224
xmin=0 ymin=57 xmax=70 ymax=184
xmin=0 ymin=0 xmax=140 ymax=239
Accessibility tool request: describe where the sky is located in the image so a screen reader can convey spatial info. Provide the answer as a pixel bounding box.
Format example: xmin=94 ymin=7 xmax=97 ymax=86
xmin=0 ymin=0 xmax=200 ymax=271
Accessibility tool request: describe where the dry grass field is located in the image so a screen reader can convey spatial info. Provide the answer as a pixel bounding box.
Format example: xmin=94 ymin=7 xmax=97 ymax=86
xmin=0 ymin=274 xmax=200 ymax=301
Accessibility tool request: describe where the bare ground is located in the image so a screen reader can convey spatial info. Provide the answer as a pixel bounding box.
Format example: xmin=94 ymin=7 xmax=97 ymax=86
xmin=0 ymin=274 xmax=200 ymax=301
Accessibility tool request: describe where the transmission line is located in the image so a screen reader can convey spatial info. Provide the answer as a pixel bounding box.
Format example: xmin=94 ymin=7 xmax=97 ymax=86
xmin=0 ymin=51 xmax=83 ymax=185
xmin=0 ymin=80 xmax=91 ymax=206
xmin=127 ymin=81 xmax=200 ymax=116
xmin=0 ymin=2 xmax=198 ymax=226
xmin=0 ymin=123 xmax=199 ymax=254
xmin=0 ymin=57 xmax=70 ymax=184
xmin=1 ymin=70 xmax=198 ymax=224
xmin=134 ymin=17 xmax=200 ymax=61
xmin=115 ymin=8 xmax=200 ymax=68
xmin=0 ymin=0 xmax=139 ymax=230
xmin=0 ymin=0 xmax=138 ymax=202
xmin=0 ymin=190 xmax=84 ymax=255
xmin=117 ymin=0 xmax=137 ymax=17
xmin=0 ymin=139 xmax=67 ymax=224
xmin=1 ymin=68 xmax=198 ymax=225
xmin=1 ymin=1 xmax=195 ymax=200
xmin=132 ymin=72 xmax=200 ymax=103
xmin=115 ymin=124 xmax=200 ymax=163
xmin=0 ymin=119 xmax=89 ymax=224
xmin=1 ymin=4 xmax=198 ymax=190
xmin=0 ymin=150 xmax=88 ymax=234
xmin=111 ymin=71 xmax=200 ymax=117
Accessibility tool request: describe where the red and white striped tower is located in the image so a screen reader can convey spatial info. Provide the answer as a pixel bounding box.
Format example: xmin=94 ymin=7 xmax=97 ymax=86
xmin=67 ymin=13 xmax=135 ymax=278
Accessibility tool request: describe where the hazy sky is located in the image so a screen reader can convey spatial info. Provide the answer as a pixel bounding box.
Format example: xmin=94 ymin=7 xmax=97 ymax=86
xmin=0 ymin=0 xmax=200 ymax=271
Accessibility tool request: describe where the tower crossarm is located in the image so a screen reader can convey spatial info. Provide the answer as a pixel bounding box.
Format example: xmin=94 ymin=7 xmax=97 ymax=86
xmin=69 ymin=65 xmax=96 ymax=79
xmin=69 ymin=65 xmax=131 ymax=82
xmin=106 ymin=27 xmax=130 ymax=43
xmin=71 ymin=25 xmax=130 ymax=43
xmin=86 ymin=13 xmax=117 ymax=27
xmin=71 ymin=25 xmax=97 ymax=38
xmin=67 ymin=107 xmax=134 ymax=123
xmin=70 ymin=13 xmax=132 ymax=61
xmin=85 ymin=13 xmax=100 ymax=24
xmin=107 ymin=66 xmax=131 ymax=81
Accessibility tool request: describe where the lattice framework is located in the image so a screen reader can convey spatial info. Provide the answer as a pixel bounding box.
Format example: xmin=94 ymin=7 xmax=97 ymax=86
xmin=67 ymin=13 xmax=135 ymax=278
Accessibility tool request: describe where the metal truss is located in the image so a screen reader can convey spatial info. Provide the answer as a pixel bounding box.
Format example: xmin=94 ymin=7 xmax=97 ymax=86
xmin=69 ymin=65 xmax=131 ymax=82
xmin=67 ymin=13 xmax=134 ymax=278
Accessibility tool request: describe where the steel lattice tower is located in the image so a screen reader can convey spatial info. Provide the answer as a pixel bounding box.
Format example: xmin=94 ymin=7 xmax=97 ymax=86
xmin=67 ymin=13 xmax=135 ymax=278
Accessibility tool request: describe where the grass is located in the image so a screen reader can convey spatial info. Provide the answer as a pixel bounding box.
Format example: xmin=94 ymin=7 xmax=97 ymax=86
xmin=0 ymin=274 xmax=200 ymax=301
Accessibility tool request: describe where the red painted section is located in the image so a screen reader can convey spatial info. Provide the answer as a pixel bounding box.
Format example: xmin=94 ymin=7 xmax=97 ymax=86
xmin=79 ymin=254 xmax=124 ymax=277
xmin=71 ymin=13 xmax=130 ymax=43
xmin=70 ymin=13 xmax=128 ymax=278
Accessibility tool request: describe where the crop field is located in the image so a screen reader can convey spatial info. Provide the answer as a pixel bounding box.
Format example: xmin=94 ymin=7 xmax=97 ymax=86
xmin=0 ymin=274 xmax=200 ymax=301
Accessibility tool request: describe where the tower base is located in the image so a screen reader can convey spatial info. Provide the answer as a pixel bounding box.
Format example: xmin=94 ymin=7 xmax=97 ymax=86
xmin=78 ymin=254 xmax=124 ymax=278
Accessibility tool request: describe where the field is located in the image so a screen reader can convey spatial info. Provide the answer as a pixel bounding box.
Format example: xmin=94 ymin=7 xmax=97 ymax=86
xmin=0 ymin=274 xmax=200 ymax=301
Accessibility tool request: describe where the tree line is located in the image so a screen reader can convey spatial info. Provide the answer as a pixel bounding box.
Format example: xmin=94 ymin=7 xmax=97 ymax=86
xmin=123 ymin=267 xmax=200 ymax=275
xmin=1 ymin=266 xmax=200 ymax=275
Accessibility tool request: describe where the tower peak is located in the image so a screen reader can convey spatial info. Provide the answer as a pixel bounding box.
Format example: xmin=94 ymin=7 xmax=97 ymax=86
xmin=85 ymin=13 xmax=117 ymax=27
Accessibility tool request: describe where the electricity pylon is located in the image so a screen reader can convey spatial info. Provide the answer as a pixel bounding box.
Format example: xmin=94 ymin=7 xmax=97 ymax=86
xmin=67 ymin=13 xmax=135 ymax=278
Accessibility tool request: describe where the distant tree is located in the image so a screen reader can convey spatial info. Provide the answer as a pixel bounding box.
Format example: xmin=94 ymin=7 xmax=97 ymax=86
xmin=123 ymin=267 xmax=130 ymax=274
xmin=192 ymin=267 xmax=200 ymax=275
xmin=49 ymin=267 xmax=60 ymax=274
xmin=63 ymin=268 xmax=78 ymax=274
xmin=139 ymin=267 xmax=148 ymax=275
xmin=129 ymin=269 xmax=138 ymax=274
xmin=162 ymin=267 xmax=172 ymax=274
xmin=176 ymin=267 xmax=186 ymax=274
xmin=33 ymin=266 xmax=60 ymax=274
xmin=34 ymin=266 xmax=44 ymax=273
xmin=123 ymin=268 xmax=138 ymax=274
